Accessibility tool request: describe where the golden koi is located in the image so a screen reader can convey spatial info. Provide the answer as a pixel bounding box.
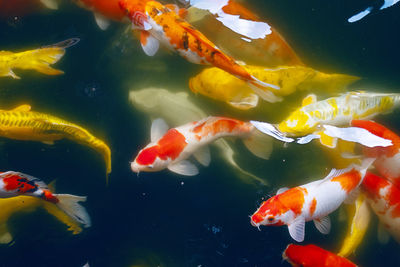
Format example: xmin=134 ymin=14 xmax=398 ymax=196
xmin=119 ymin=0 xmax=278 ymax=94
xmin=189 ymin=65 xmax=359 ymax=109
xmin=0 ymin=38 xmax=79 ymax=79
xmin=337 ymin=193 xmax=370 ymax=257
xmin=0 ymin=104 xmax=111 ymax=176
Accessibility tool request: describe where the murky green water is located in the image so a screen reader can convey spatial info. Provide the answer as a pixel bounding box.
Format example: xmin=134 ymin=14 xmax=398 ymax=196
xmin=0 ymin=1 xmax=399 ymax=266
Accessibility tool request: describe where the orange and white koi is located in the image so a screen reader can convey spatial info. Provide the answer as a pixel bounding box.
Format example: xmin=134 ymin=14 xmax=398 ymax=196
xmin=118 ymin=0 xmax=278 ymax=95
xmin=0 ymin=171 xmax=91 ymax=227
xmin=362 ymin=171 xmax=400 ymax=243
xmin=283 ymin=244 xmax=357 ymax=267
xmin=352 ymin=120 xmax=400 ymax=187
xmin=250 ymin=159 xmax=373 ymax=242
xmin=131 ymin=116 xmax=272 ymax=176
xmin=251 ymin=91 xmax=399 ymax=148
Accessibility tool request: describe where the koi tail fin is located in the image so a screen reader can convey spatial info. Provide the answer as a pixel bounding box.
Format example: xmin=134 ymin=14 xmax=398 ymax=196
xmin=242 ymin=128 xmax=274 ymax=160
xmin=306 ymin=72 xmax=360 ymax=92
xmin=55 ymin=194 xmax=91 ymax=228
xmin=248 ymin=75 xmax=283 ymax=103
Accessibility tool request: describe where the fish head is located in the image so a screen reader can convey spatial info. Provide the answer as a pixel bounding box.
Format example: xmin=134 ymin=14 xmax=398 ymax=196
xmin=278 ymin=110 xmax=316 ymax=136
xmin=119 ymin=0 xmax=150 ymax=30
xmin=250 ymin=196 xmax=289 ymax=228
xmin=131 ymin=144 xmax=169 ymax=173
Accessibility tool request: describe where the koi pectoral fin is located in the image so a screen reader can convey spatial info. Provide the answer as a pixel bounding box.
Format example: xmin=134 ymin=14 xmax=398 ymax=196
xmin=168 ymin=160 xmax=199 ymax=176
xmin=94 ymin=13 xmax=110 ymax=30
xmin=140 ymin=31 xmax=159 ymax=56
xmin=288 ymin=216 xmax=305 ymax=242
xmin=193 ymin=146 xmax=211 ymax=167
xmin=151 ymin=118 xmax=169 ymax=142
xmin=313 ymin=216 xmax=331 ymax=235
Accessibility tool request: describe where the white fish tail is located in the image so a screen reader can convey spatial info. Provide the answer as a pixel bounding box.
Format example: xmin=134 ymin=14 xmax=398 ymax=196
xmin=55 ymin=194 xmax=91 ymax=228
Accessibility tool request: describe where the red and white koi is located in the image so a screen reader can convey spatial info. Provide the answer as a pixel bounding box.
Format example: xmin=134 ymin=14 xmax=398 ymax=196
xmin=283 ymin=244 xmax=357 ymax=267
xmin=352 ymin=120 xmax=400 ymax=187
xmin=362 ymin=171 xmax=400 ymax=243
xmin=0 ymin=171 xmax=91 ymax=227
xmin=250 ymin=159 xmax=373 ymax=242
xmin=118 ymin=0 xmax=278 ymax=97
xmin=131 ymin=116 xmax=272 ymax=176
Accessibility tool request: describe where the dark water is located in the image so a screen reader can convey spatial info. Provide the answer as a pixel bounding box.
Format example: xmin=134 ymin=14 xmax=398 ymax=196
xmin=0 ymin=1 xmax=399 ymax=266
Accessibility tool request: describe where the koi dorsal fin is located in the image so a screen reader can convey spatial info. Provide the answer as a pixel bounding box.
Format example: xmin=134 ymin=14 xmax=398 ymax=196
xmin=302 ymin=94 xmax=317 ymax=106
xmin=11 ymin=104 xmax=31 ymax=112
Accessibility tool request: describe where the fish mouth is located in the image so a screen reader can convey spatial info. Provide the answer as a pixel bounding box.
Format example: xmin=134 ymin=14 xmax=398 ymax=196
xmin=130 ymin=162 xmax=140 ymax=173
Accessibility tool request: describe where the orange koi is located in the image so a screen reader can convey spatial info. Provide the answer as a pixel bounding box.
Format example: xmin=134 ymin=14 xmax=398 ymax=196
xmin=283 ymin=244 xmax=357 ymax=267
xmin=77 ymin=0 xmax=126 ymax=29
xmin=251 ymin=159 xmax=373 ymax=242
xmin=119 ymin=0 xmax=278 ymax=95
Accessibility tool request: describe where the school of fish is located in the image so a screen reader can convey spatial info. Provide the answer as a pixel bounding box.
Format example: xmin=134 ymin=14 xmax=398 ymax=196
xmin=1 ymin=0 xmax=399 ymax=266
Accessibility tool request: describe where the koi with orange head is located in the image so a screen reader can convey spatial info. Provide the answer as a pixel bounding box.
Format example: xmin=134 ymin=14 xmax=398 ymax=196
xmin=131 ymin=116 xmax=272 ymax=176
xmin=251 ymin=159 xmax=373 ymax=242
xmin=283 ymin=244 xmax=357 ymax=267
xmin=118 ymin=0 xmax=279 ymax=96
xmin=362 ymin=171 xmax=400 ymax=243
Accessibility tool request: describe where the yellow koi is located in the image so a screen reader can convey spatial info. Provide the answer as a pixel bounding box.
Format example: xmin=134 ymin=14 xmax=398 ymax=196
xmin=0 ymin=104 xmax=111 ymax=176
xmin=0 ymin=38 xmax=79 ymax=79
xmin=189 ymin=65 xmax=359 ymax=109
xmin=338 ymin=193 xmax=370 ymax=257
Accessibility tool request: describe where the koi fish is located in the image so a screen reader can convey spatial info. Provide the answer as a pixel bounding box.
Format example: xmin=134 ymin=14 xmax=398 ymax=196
xmin=351 ymin=120 xmax=400 ymax=187
xmin=337 ymin=193 xmax=370 ymax=257
xmin=0 ymin=104 xmax=111 ymax=176
xmin=283 ymin=244 xmax=357 ymax=267
xmin=189 ymin=65 xmax=359 ymax=109
xmin=131 ymin=116 xmax=272 ymax=176
xmin=250 ymin=159 xmax=373 ymax=242
xmin=0 ymin=183 xmax=83 ymax=244
xmin=129 ymin=88 xmax=267 ymax=184
xmin=0 ymin=38 xmax=79 ymax=79
xmin=0 ymin=171 xmax=90 ymax=228
xmin=119 ymin=0 xmax=278 ymax=96
xmin=76 ymin=0 xmax=126 ymax=30
xmin=251 ymin=91 xmax=400 ymax=148
xmin=362 ymin=171 xmax=400 ymax=243
xmin=182 ymin=0 xmax=302 ymax=67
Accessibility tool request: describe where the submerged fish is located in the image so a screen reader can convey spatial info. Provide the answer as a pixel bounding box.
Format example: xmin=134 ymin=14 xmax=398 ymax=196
xmin=0 ymin=0 xmax=58 ymax=18
xmin=351 ymin=120 xmax=400 ymax=187
xmin=337 ymin=193 xmax=370 ymax=257
xmin=131 ymin=116 xmax=271 ymax=176
xmin=252 ymin=92 xmax=400 ymax=148
xmin=129 ymin=88 xmax=267 ymax=184
xmin=119 ymin=0 xmax=278 ymax=94
xmin=0 ymin=38 xmax=79 ymax=79
xmin=0 ymin=171 xmax=90 ymax=228
xmin=362 ymin=171 xmax=400 ymax=243
xmin=283 ymin=244 xmax=357 ymax=267
xmin=250 ymin=159 xmax=372 ymax=242
xmin=189 ymin=65 xmax=359 ymax=108
xmin=0 ymin=104 xmax=111 ymax=176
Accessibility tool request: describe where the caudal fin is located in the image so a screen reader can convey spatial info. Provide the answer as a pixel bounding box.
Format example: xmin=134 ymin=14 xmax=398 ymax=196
xmin=55 ymin=194 xmax=91 ymax=228
xmin=243 ymin=129 xmax=273 ymax=160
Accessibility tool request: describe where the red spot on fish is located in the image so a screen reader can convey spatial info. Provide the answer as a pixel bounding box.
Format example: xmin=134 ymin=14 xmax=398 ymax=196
xmin=3 ymin=175 xmax=37 ymax=194
xmin=283 ymin=244 xmax=357 ymax=267
xmin=42 ymin=189 xmax=59 ymax=204
xmin=191 ymin=117 xmax=251 ymax=140
xmin=157 ymin=129 xmax=187 ymax=160
xmin=309 ymin=198 xmax=317 ymax=217
xmin=192 ymin=122 xmax=206 ymax=133
xmin=331 ymin=169 xmax=361 ymax=193
xmin=141 ymin=31 xmax=150 ymax=46
xmin=136 ymin=146 xmax=158 ymax=165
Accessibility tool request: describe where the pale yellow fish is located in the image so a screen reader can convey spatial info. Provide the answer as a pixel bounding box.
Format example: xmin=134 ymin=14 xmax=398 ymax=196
xmin=189 ymin=65 xmax=359 ymax=109
xmin=0 ymin=104 xmax=111 ymax=176
xmin=0 ymin=38 xmax=79 ymax=79
xmin=338 ymin=193 xmax=370 ymax=257
xmin=0 ymin=194 xmax=82 ymax=244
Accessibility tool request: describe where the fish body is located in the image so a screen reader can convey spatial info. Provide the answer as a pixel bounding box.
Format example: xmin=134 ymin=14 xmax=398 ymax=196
xmin=278 ymin=92 xmax=400 ymax=136
xmin=283 ymin=244 xmax=357 ymax=267
xmin=78 ymin=0 xmax=125 ymax=21
xmin=351 ymin=120 xmax=400 ymax=187
xmin=189 ymin=65 xmax=359 ymax=108
xmin=119 ymin=0 xmax=276 ymax=93
xmin=0 ymin=171 xmax=90 ymax=227
xmin=251 ymin=160 xmax=372 ymax=242
xmin=132 ymin=116 xmax=271 ymax=176
xmin=0 ymin=38 xmax=79 ymax=79
xmin=0 ymin=104 xmax=111 ymax=175
xmin=362 ymin=171 xmax=400 ymax=243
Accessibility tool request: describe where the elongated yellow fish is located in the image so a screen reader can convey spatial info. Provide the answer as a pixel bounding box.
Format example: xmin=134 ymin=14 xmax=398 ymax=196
xmin=337 ymin=193 xmax=370 ymax=257
xmin=0 ymin=38 xmax=79 ymax=79
xmin=189 ymin=65 xmax=359 ymax=109
xmin=0 ymin=104 xmax=111 ymax=176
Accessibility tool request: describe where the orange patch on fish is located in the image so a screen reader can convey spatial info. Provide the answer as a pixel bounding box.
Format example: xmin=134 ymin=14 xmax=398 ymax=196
xmin=331 ymin=169 xmax=361 ymax=193
xmin=309 ymin=198 xmax=317 ymax=217
xmin=157 ymin=129 xmax=187 ymax=160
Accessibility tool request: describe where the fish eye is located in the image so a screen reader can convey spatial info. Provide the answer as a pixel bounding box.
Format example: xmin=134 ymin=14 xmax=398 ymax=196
xmin=267 ymin=216 xmax=274 ymax=222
